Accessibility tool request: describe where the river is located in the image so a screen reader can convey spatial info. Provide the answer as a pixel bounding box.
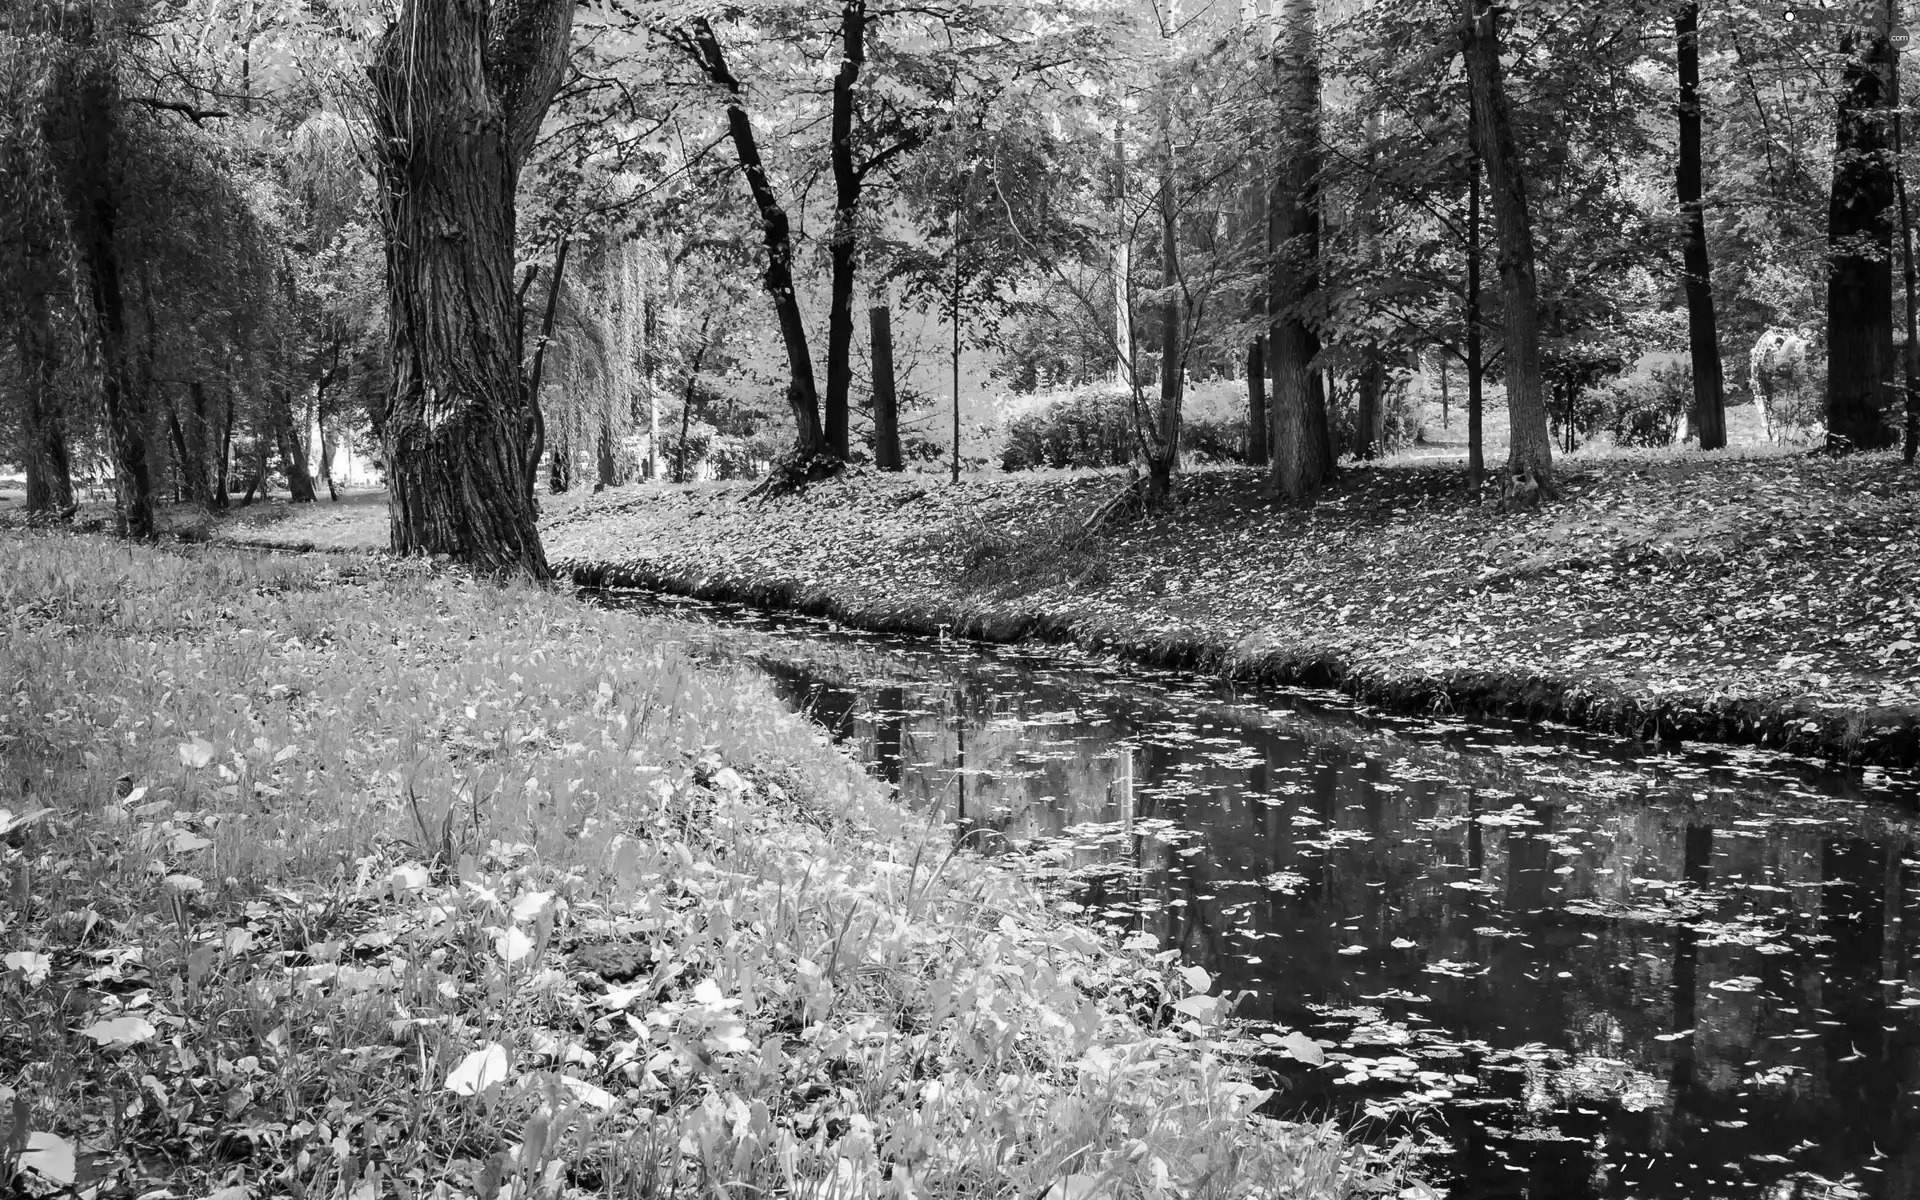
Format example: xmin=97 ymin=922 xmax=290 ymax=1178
xmin=603 ymin=590 xmax=1920 ymax=1200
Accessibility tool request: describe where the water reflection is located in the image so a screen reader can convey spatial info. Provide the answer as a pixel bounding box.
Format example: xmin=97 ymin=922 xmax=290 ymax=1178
xmin=612 ymin=593 xmax=1920 ymax=1200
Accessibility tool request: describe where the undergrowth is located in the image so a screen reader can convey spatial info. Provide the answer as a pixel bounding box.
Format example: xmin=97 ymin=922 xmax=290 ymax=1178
xmin=923 ymin=510 xmax=1113 ymax=599
xmin=0 ymin=532 xmax=1419 ymax=1199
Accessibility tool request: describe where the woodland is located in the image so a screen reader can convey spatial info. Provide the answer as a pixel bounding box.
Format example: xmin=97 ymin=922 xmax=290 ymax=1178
xmin=6 ymin=0 xmax=1920 ymax=1197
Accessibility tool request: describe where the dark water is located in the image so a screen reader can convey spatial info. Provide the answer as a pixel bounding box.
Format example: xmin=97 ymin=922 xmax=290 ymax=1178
xmin=604 ymin=591 xmax=1920 ymax=1200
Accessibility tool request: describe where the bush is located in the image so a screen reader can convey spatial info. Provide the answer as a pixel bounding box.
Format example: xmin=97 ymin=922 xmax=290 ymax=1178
xmin=1596 ymin=361 xmax=1694 ymax=448
xmin=1182 ymin=412 xmax=1250 ymax=464
xmin=1001 ymin=385 xmax=1138 ymax=471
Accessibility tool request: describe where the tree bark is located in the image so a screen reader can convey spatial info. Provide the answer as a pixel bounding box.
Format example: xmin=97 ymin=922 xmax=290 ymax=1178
xmin=1466 ymin=145 xmax=1485 ymax=494
xmin=1461 ymin=0 xmax=1553 ymax=493
xmin=1897 ymin=38 xmax=1920 ymax=463
xmin=1245 ymin=337 xmax=1269 ymax=464
xmin=1146 ymin=131 xmax=1183 ymax=504
xmin=1677 ymin=0 xmax=1727 ymax=451
xmin=823 ymin=0 xmax=868 ymax=462
xmin=276 ymin=388 xmax=316 ymax=502
xmin=369 ymin=0 xmax=571 ymax=578
xmin=1269 ymin=0 xmax=1333 ymax=502
xmin=685 ymin=18 xmax=825 ymax=460
xmin=14 ymin=287 xmax=74 ymax=516
xmin=870 ymin=304 xmax=902 ymax=470
xmin=1354 ymin=363 xmax=1384 ymax=459
xmin=1826 ymin=24 xmax=1898 ymax=452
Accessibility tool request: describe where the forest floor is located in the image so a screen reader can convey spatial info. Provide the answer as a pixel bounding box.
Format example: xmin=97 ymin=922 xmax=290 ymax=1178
xmin=0 ymin=532 xmax=1410 ymax=1198
xmin=26 ymin=436 xmax=1917 ymax=765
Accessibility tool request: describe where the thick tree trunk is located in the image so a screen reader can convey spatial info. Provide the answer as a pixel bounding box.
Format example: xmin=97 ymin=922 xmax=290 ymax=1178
xmin=1461 ymin=0 xmax=1553 ymax=493
xmin=15 ymin=291 xmax=74 ymax=516
xmin=686 ymin=18 xmax=825 ymax=460
xmin=1898 ymin=49 xmax=1920 ymax=463
xmin=870 ymin=304 xmax=902 ymax=470
xmin=1269 ymin=0 xmax=1333 ymax=502
xmin=369 ymin=0 xmax=572 ymax=577
xmin=50 ymin=59 xmax=153 ymax=537
xmin=823 ymin=0 xmax=868 ymax=462
xmin=1677 ymin=0 xmax=1727 ymax=451
xmin=1826 ymin=25 xmax=1898 ymax=452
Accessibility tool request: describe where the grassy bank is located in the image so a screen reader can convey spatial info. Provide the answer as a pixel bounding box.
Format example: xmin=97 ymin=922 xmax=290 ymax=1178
xmin=538 ymin=453 xmax=1920 ymax=767
xmin=0 ymin=533 xmax=1409 ymax=1199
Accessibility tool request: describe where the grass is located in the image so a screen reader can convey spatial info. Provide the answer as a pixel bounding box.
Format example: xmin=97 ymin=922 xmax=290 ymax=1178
xmin=0 ymin=531 xmax=1416 ymax=1199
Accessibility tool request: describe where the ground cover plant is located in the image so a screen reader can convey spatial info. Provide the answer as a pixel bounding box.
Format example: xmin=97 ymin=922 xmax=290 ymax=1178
xmin=0 ymin=532 xmax=1417 ymax=1199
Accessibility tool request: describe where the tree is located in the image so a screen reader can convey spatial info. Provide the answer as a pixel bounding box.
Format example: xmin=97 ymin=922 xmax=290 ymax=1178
xmin=1825 ymin=21 xmax=1897 ymax=452
xmin=1269 ymin=0 xmax=1333 ymax=502
xmin=1460 ymin=0 xmax=1553 ymax=494
xmin=368 ymin=0 xmax=574 ymax=577
xmin=1676 ymin=0 xmax=1727 ymax=451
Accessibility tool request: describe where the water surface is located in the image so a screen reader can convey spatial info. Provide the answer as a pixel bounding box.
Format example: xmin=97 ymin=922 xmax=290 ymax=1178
xmin=606 ymin=591 xmax=1920 ymax=1200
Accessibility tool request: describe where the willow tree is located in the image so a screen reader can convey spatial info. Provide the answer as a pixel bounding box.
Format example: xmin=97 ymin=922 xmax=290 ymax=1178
xmin=369 ymin=0 xmax=574 ymax=578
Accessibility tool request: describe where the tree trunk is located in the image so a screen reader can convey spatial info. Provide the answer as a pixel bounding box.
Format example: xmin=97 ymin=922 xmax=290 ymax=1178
xmin=1437 ymin=353 xmax=1451 ymax=429
xmin=525 ymin=236 xmax=570 ymax=502
xmin=50 ymin=58 xmax=153 ymax=537
xmin=369 ymin=0 xmax=571 ymax=578
xmin=1461 ymin=0 xmax=1554 ymax=493
xmin=1466 ymin=146 xmax=1485 ymax=493
xmin=1148 ymin=158 xmax=1183 ymax=505
xmin=685 ymin=17 xmax=825 ymax=460
xmin=214 ymin=387 xmax=236 ymax=510
xmin=1269 ymin=0 xmax=1333 ymax=502
xmin=1245 ymin=337 xmax=1269 ymax=464
xmin=276 ymin=389 xmax=317 ymax=503
xmin=823 ymin=0 xmax=868 ymax=462
xmin=1677 ymin=0 xmax=1727 ymax=451
xmin=1354 ymin=362 xmax=1384 ymax=459
xmin=164 ymin=390 xmax=196 ymax=503
xmin=595 ymin=412 xmax=616 ymax=489
xmin=15 ymin=288 xmax=74 ymax=516
xmin=1897 ymin=39 xmax=1920 ymax=463
xmin=1826 ymin=24 xmax=1898 ymax=452
xmin=870 ymin=304 xmax=902 ymax=470
xmin=550 ymin=420 xmax=570 ymax=493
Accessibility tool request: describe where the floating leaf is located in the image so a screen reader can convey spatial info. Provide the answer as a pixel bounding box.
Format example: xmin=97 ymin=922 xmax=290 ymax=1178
xmin=443 ymin=1042 xmax=509 ymax=1095
xmin=1179 ymin=965 xmax=1212 ymax=994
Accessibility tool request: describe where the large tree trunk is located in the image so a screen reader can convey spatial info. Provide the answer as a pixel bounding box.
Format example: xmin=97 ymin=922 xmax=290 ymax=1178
xmin=369 ymin=0 xmax=572 ymax=578
xmin=50 ymin=58 xmax=153 ymax=537
xmin=1677 ymin=0 xmax=1727 ymax=451
xmin=1269 ymin=0 xmax=1333 ymax=502
xmin=15 ymin=288 xmax=75 ymax=516
xmin=1897 ymin=43 xmax=1920 ymax=464
xmin=1245 ymin=338 xmax=1269 ymax=464
xmin=823 ymin=0 xmax=867 ymax=462
xmin=1826 ymin=24 xmax=1898 ymax=452
xmin=870 ymin=304 xmax=902 ymax=470
xmin=686 ymin=18 xmax=825 ymax=460
xmin=1461 ymin=0 xmax=1553 ymax=494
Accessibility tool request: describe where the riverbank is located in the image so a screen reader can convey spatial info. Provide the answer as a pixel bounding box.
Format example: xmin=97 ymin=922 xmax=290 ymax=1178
xmin=544 ymin=453 xmax=1920 ymax=768
xmin=188 ymin=450 xmax=1920 ymax=765
xmin=0 ymin=532 xmax=1406 ymax=1198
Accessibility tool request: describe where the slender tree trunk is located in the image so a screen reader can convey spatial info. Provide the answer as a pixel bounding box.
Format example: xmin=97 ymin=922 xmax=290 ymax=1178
xmin=1826 ymin=24 xmax=1898 ymax=451
xmin=1246 ymin=338 xmax=1269 ymax=464
xmin=163 ymin=390 xmax=196 ymax=503
xmin=276 ymin=389 xmax=316 ymax=502
xmin=1898 ymin=37 xmax=1920 ymax=463
xmin=1461 ymin=0 xmax=1554 ymax=493
xmin=823 ymin=0 xmax=868 ymax=462
xmin=1467 ymin=150 xmax=1485 ymax=493
xmin=1147 ymin=131 xmax=1183 ymax=504
xmin=686 ymin=18 xmax=825 ymax=460
xmin=1354 ymin=364 xmax=1383 ymax=459
xmin=549 ymin=420 xmax=571 ymax=493
xmin=369 ymin=0 xmax=570 ymax=577
xmin=950 ymin=225 xmax=962 ymax=485
xmin=1269 ymin=0 xmax=1333 ymax=502
xmin=50 ymin=58 xmax=153 ymax=537
xmin=870 ymin=304 xmax=902 ymax=470
xmin=214 ymin=388 xmax=236 ymax=510
xmin=1437 ymin=353 xmax=1451 ymax=429
xmin=238 ymin=434 xmax=269 ymax=507
xmin=1677 ymin=0 xmax=1728 ymax=450
xmin=525 ymin=237 xmax=570 ymax=502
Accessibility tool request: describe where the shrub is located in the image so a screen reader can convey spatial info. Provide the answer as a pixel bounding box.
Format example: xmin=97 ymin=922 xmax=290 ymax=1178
xmin=1001 ymin=385 xmax=1138 ymax=472
xmin=1182 ymin=412 xmax=1250 ymax=464
xmin=1596 ymin=361 xmax=1694 ymax=448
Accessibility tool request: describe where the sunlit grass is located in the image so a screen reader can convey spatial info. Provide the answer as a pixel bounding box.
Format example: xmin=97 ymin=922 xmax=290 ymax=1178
xmin=0 ymin=531 xmax=1420 ymax=1199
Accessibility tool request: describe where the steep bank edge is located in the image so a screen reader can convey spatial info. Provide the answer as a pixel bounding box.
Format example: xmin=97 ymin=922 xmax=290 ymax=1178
xmin=560 ymin=555 xmax=1920 ymax=770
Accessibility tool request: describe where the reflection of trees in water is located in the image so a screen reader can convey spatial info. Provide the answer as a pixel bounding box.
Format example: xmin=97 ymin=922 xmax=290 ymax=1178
xmin=740 ymin=637 xmax=1920 ymax=1200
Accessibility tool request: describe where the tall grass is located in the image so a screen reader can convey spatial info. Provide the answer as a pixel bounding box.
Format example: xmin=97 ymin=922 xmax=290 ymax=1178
xmin=0 ymin=532 xmax=1419 ymax=1199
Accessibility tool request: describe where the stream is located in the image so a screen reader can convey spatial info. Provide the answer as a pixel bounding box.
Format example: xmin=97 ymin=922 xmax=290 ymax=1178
xmin=603 ymin=590 xmax=1920 ymax=1200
